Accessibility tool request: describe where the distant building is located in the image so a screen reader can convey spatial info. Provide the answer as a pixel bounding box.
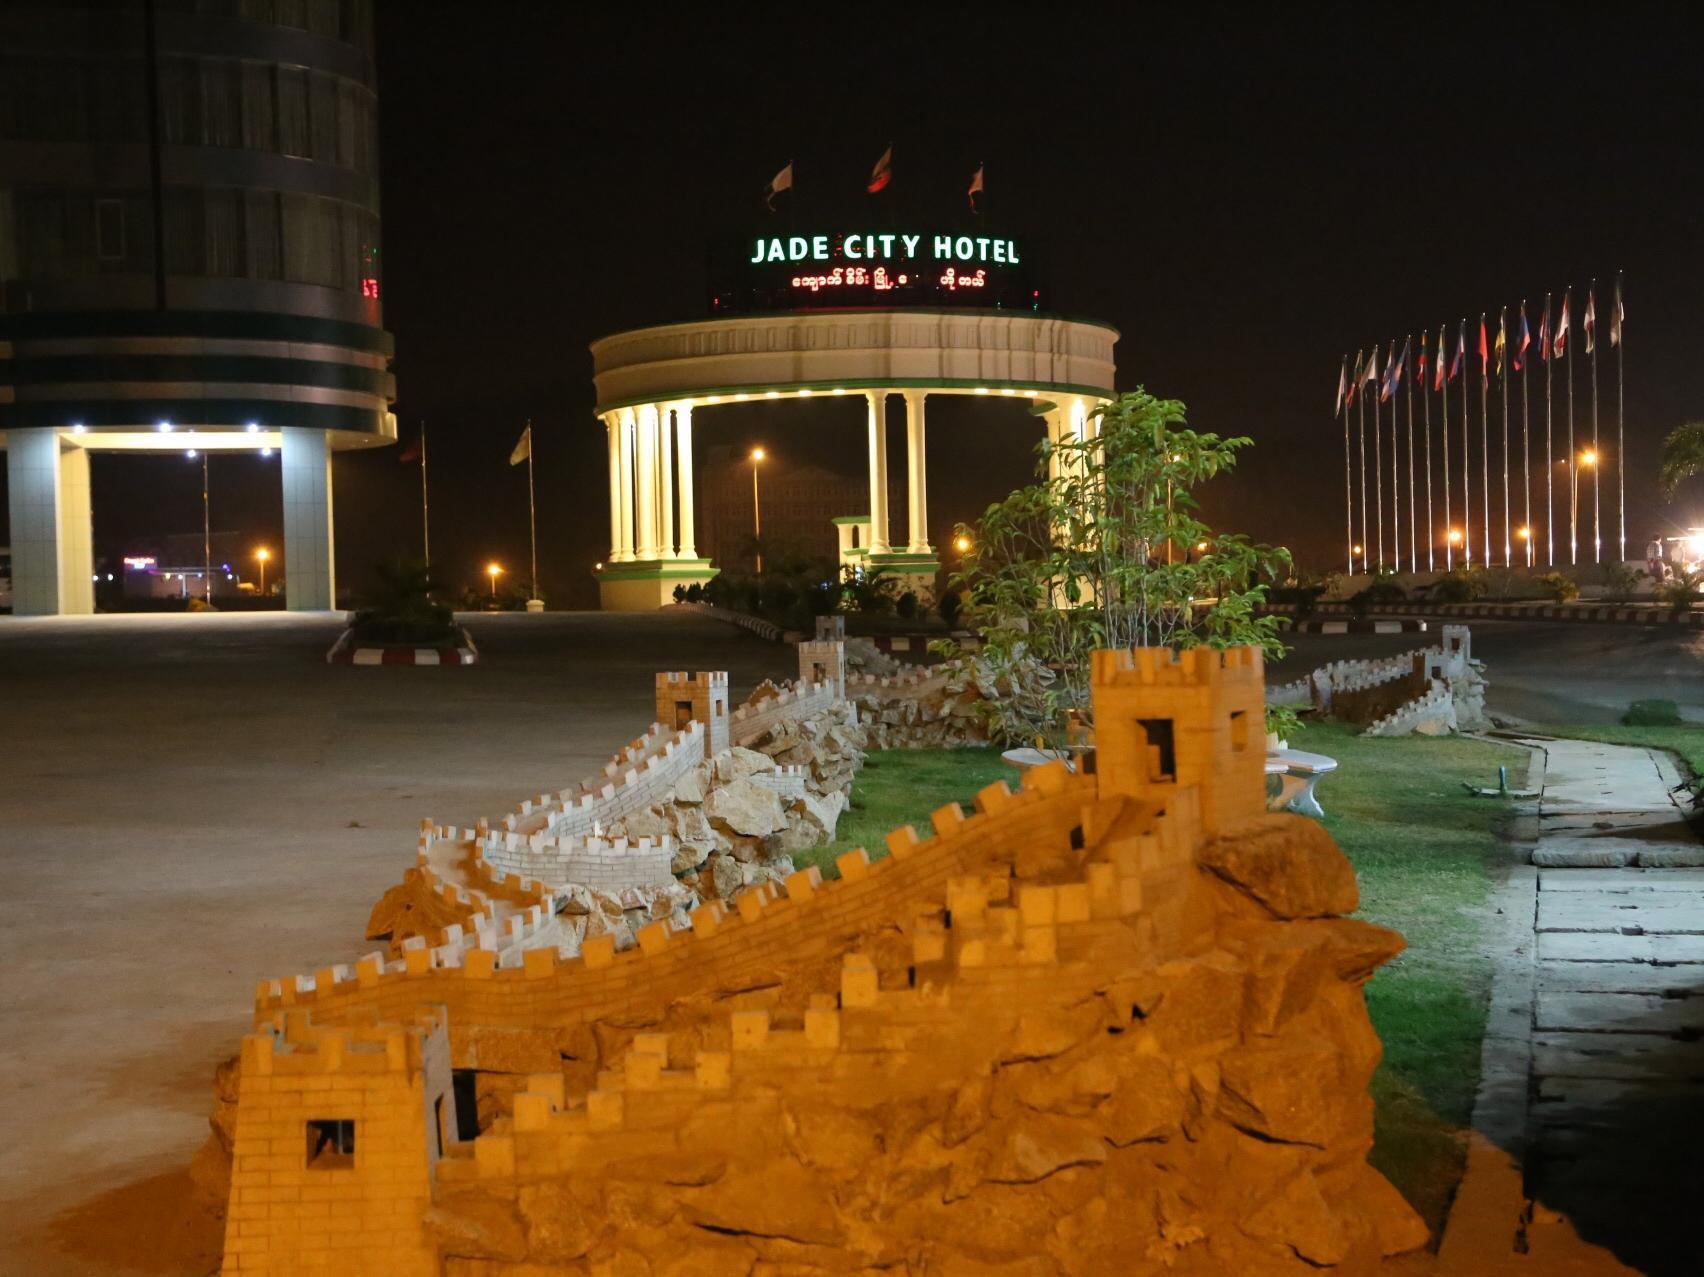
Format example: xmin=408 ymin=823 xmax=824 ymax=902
xmin=696 ymin=445 xmax=904 ymax=573
xmin=0 ymin=0 xmax=397 ymax=614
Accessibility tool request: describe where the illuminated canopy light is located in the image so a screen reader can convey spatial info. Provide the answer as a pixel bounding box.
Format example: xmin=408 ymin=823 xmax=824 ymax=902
xmin=157 ymin=421 xmax=173 ymax=432
xmin=247 ymin=422 xmax=260 ymax=432
xmin=71 ymin=422 xmax=86 ymax=433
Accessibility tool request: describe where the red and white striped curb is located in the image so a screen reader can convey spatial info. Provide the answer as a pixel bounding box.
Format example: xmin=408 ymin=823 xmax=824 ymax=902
xmin=1290 ymin=618 xmax=1427 ymax=635
xmin=1269 ymin=601 xmax=1704 ymax=627
xmin=326 ymin=628 xmax=478 ymax=666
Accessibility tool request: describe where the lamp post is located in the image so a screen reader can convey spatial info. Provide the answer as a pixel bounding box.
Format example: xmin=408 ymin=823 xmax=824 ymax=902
xmin=749 ymin=446 xmax=766 ymax=575
xmin=953 ymin=534 xmax=971 ymax=555
xmin=487 ymin=562 xmax=503 ymax=601
xmin=254 ymin=547 xmax=269 ymax=597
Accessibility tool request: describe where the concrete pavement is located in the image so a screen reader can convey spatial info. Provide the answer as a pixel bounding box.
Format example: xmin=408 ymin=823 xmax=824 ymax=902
xmin=0 ymin=610 xmax=792 ymax=1277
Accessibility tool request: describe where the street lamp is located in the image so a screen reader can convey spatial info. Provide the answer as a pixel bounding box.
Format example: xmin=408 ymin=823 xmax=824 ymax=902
xmin=749 ymin=447 xmax=766 ymax=575
xmin=487 ymin=562 xmax=503 ymax=599
xmin=953 ymin=534 xmax=971 ymax=553
xmin=254 ymin=547 xmax=269 ymax=596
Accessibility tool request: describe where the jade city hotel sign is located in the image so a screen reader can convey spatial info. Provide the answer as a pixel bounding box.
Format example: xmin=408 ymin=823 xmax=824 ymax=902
xmin=716 ymin=230 xmax=1039 ymax=311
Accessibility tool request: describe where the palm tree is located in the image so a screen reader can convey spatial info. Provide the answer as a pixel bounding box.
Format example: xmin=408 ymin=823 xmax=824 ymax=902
xmin=1658 ymin=422 xmax=1704 ymax=496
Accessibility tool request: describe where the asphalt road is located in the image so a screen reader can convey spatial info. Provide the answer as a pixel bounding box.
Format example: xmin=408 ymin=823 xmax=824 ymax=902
xmin=0 ymin=609 xmax=1699 ymax=1274
xmin=1271 ymin=618 xmax=1704 ymax=725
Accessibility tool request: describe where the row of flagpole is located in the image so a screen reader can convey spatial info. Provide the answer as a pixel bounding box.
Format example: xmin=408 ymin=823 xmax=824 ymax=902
xmin=1335 ymin=273 xmax=1625 ymax=577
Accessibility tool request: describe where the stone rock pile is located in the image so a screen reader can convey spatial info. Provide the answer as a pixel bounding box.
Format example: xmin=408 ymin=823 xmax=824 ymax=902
xmin=853 ymin=658 xmax=999 ymax=750
xmin=604 ymin=697 xmax=868 ymax=906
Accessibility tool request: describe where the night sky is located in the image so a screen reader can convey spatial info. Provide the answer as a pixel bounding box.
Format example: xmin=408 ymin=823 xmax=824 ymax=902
xmin=62 ymin=7 xmax=1704 ymax=605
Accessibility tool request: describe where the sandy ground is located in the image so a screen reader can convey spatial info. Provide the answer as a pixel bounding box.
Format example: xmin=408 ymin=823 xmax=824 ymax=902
xmin=0 ymin=610 xmax=789 ymax=1277
xmin=1 ymin=610 xmax=1698 ymax=1275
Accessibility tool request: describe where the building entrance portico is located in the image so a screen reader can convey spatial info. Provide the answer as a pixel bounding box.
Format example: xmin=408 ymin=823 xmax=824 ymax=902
xmin=589 ymin=308 xmax=1118 ymax=610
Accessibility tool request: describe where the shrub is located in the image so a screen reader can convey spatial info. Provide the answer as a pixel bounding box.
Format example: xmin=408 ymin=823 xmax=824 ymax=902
xmin=1624 ymin=699 xmax=1682 ymax=727
xmin=937 ymin=588 xmax=963 ymax=628
xmin=1268 ymin=583 xmax=1327 ymax=616
xmin=354 ymin=558 xmax=456 ymax=643
xmin=1536 ymin=571 xmax=1580 ymax=602
xmin=1348 ymin=573 xmax=1405 ymax=612
xmin=1658 ymin=569 xmax=1704 ymax=612
xmin=1601 ymin=562 xmax=1646 ymax=601
xmin=1429 ymin=569 xmax=1486 ymax=603
xmin=672 ymin=583 xmax=686 ymax=603
xmin=684 ymin=582 xmax=704 ymax=603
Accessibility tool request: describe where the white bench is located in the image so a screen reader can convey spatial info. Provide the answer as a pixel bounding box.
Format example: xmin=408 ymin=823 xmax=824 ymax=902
xmin=1265 ymin=747 xmax=1339 ymax=818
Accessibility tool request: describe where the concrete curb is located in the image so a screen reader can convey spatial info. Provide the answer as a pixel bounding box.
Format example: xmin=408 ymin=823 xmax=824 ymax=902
xmin=326 ymin=626 xmax=478 ymax=666
xmin=1269 ymin=600 xmax=1704 ymax=627
xmin=1437 ymin=736 xmax=1546 ymax=1273
xmin=1288 ymin=618 xmax=1427 ymax=634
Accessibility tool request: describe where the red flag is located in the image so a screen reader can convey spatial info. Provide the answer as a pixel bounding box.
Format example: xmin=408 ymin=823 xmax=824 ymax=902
xmin=1477 ymin=316 xmax=1489 ymax=384
xmin=1538 ymin=300 xmax=1551 ymax=363
xmin=397 ymin=436 xmax=422 ymax=463
xmin=1553 ymin=294 xmax=1571 ymax=358
xmin=866 ymin=145 xmax=893 ymax=194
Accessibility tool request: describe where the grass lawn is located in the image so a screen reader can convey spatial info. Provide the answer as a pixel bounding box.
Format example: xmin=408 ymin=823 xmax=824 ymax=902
xmin=803 ymin=725 xmax=1529 ymax=1238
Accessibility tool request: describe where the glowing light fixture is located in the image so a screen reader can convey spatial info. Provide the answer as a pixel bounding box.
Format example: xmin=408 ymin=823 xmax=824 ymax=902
xmin=186 ymin=448 xmax=197 ymax=458
xmin=953 ymin=535 xmax=972 ymax=552
xmin=799 ymin=388 xmax=813 ymax=397
xmin=157 ymin=420 xmax=173 ymax=433
xmin=486 ymin=562 xmax=503 ymax=599
xmin=1447 ymin=529 xmax=1463 ymax=545
xmin=71 ymin=422 xmax=86 ymax=434
xmin=260 ymin=446 xmax=273 ymax=457
xmin=975 ymin=387 xmax=989 ymax=395
xmin=765 ymin=390 xmax=780 ymax=399
xmin=246 ymin=422 xmax=260 ymax=433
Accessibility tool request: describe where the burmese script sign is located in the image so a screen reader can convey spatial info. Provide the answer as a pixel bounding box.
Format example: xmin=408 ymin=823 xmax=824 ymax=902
xmin=710 ymin=230 xmax=1042 ymax=315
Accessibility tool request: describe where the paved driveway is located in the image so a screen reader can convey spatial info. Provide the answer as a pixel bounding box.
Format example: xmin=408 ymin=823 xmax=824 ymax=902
xmin=0 ymin=610 xmax=789 ymax=1276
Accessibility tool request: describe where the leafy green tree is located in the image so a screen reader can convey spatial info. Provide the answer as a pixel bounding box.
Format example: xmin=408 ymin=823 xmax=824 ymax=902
xmin=1658 ymin=421 xmax=1704 ymax=496
xmin=938 ymin=388 xmax=1291 ymax=749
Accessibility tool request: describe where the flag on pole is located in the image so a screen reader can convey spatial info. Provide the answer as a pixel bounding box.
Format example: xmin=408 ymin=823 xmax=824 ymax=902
xmin=1380 ymin=341 xmax=1398 ymax=402
xmin=763 ymin=161 xmax=793 ymax=211
xmin=1478 ymin=315 xmax=1490 ymax=384
xmin=1395 ymin=335 xmax=1410 ymax=386
xmin=1417 ymin=332 xmax=1429 ymax=388
xmin=1348 ymin=350 xmax=1365 ymax=405
xmin=1553 ymin=294 xmax=1571 ymax=358
xmin=509 ymin=425 xmax=532 ymax=466
xmin=1584 ymin=287 xmax=1597 ymax=354
xmin=1435 ymin=326 xmax=1447 ymax=390
xmin=1611 ymin=277 xmax=1625 ymax=346
xmin=1515 ymin=304 xmax=1531 ymax=371
xmin=1494 ymin=313 xmax=1507 ymax=376
xmin=967 ymin=163 xmax=985 ymax=211
xmin=1335 ymin=356 xmax=1348 ymax=416
xmin=1539 ymin=299 xmax=1551 ymax=363
xmin=1449 ymin=322 xmax=1465 ymax=382
xmin=1362 ymin=348 xmax=1379 ymax=394
xmin=866 ymin=144 xmax=893 ymax=194
xmin=397 ymin=435 xmax=422 ymax=463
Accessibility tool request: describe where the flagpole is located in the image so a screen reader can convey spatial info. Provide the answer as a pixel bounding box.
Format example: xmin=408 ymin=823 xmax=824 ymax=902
xmin=1342 ymin=357 xmax=1354 ymax=576
xmin=1566 ymin=287 xmax=1577 ymax=565
xmin=1590 ymin=280 xmax=1601 ymax=563
xmin=1479 ymin=314 xmax=1490 ymax=568
xmin=1521 ymin=312 xmax=1531 ymax=567
xmin=1389 ymin=346 xmax=1400 ymax=572
xmin=1424 ymin=334 xmax=1435 ymax=571
xmin=1358 ymin=360 xmax=1369 ymax=574
xmin=1617 ymin=272 xmax=1626 ymax=563
xmin=525 ymin=419 xmax=538 ymax=601
xmin=1440 ymin=326 xmax=1453 ymax=570
xmin=1373 ymin=348 xmax=1384 ymax=569
xmin=1461 ymin=323 xmax=1472 ymax=569
xmin=1500 ymin=307 xmax=1510 ymax=567
xmin=419 ymin=420 xmax=431 ymax=571
xmin=1545 ymin=292 xmax=1554 ymax=566
xmin=1406 ymin=336 xmax=1416 ymax=570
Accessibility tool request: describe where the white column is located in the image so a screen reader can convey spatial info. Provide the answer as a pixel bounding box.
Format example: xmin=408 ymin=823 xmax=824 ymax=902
xmin=5 ymin=430 xmax=94 ymax=615
xmin=658 ymin=403 xmax=675 ymax=558
xmin=635 ymin=402 xmax=659 ymax=560
xmin=617 ymin=407 xmax=636 ymax=561
xmin=675 ymin=402 xmax=696 ymax=559
xmin=865 ymin=391 xmax=891 ymax=554
xmin=604 ymin=414 xmax=622 ymax=562
xmin=903 ymin=390 xmax=930 ymax=553
xmin=281 ymin=427 xmax=336 ymax=611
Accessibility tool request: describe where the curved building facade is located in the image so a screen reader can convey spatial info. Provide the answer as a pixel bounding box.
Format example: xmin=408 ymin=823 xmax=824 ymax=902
xmin=0 ymin=0 xmax=396 ymax=613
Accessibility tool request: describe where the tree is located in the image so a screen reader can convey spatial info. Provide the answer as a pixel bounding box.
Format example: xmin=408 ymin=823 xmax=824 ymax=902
xmin=938 ymin=388 xmax=1291 ymax=750
xmin=1658 ymin=422 xmax=1704 ymax=496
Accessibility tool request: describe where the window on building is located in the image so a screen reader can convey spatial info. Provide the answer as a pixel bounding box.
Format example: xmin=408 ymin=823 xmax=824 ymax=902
xmin=305 ymin=1118 xmax=355 ymax=1169
xmin=276 ymin=67 xmax=309 ymax=157
xmin=95 ymin=200 xmax=125 ymax=262
xmin=240 ymin=62 xmax=275 ymax=152
xmin=1137 ymin=718 xmax=1176 ymax=780
xmin=245 ymin=190 xmax=282 ymax=279
xmin=451 ymin=1070 xmax=480 ymax=1141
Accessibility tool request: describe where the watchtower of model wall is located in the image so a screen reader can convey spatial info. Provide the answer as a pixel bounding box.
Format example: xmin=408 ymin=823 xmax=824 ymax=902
xmin=1089 ymin=645 xmax=1267 ymax=835
xmin=655 ymin=670 xmax=729 ymax=758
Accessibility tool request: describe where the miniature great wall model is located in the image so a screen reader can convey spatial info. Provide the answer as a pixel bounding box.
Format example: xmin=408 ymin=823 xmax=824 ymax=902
xmin=204 ymin=632 xmax=1432 ymax=1276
